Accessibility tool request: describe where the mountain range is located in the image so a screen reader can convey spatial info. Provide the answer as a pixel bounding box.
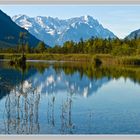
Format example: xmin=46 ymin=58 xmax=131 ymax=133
xmin=1 ymin=9 xmax=140 ymax=48
xmin=0 ymin=10 xmax=40 ymax=48
xmin=12 ymin=15 xmax=117 ymax=47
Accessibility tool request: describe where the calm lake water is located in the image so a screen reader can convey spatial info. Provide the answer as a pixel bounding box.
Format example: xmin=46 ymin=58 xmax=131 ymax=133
xmin=0 ymin=61 xmax=140 ymax=134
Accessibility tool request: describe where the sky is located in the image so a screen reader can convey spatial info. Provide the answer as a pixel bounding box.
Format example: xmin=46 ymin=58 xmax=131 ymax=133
xmin=0 ymin=5 xmax=140 ymax=38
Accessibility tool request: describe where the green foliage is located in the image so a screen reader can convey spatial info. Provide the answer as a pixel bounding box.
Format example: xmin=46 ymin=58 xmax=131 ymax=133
xmin=36 ymin=41 xmax=46 ymax=53
xmin=25 ymin=43 xmax=30 ymax=53
xmin=44 ymin=37 xmax=140 ymax=56
xmin=1 ymin=35 xmax=140 ymax=57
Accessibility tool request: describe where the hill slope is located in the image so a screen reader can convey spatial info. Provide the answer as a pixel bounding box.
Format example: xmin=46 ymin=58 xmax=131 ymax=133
xmin=125 ymin=29 xmax=140 ymax=40
xmin=0 ymin=10 xmax=41 ymax=48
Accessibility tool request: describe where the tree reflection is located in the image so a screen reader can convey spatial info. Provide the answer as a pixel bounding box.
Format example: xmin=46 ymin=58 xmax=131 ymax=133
xmin=53 ymin=62 xmax=140 ymax=84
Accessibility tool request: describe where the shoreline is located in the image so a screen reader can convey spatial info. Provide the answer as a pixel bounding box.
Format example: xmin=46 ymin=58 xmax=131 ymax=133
xmin=0 ymin=53 xmax=140 ymax=66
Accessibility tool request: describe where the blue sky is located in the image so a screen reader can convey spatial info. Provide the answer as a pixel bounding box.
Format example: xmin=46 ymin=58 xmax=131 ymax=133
xmin=0 ymin=5 xmax=140 ymax=38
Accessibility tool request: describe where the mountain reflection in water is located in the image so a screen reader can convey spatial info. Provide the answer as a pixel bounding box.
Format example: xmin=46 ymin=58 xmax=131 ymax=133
xmin=0 ymin=61 xmax=140 ymax=134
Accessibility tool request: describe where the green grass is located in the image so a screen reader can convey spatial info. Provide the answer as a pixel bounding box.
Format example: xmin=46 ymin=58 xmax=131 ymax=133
xmin=0 ymin=53 xmax=140 ymax=66
xmin=117 ymin=56 xmax=140 ymax=65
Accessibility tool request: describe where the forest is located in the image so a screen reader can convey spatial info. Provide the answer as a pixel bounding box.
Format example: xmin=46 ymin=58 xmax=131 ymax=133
xmin=1 ymin=37 xmax=140 ymax=56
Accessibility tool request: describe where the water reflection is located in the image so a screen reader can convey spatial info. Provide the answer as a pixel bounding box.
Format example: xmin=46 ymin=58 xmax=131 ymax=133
xmin=1 ymin=61 xmax=140 ymax=134
xmin=30 ymin=66 xmax=110 ymax=98
xmin=4 ymin=75 xmax=40 ymax=134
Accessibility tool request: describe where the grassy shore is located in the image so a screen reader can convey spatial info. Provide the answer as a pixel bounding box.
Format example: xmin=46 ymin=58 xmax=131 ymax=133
xmin=0 ymin=53 xmax=108 ymax=61
xmin=0 ymin=53 xmax=140 ymax=66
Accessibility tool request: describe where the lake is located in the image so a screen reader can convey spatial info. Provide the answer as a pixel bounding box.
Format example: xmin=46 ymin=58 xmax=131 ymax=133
xmin=0 ymin=61 xmax=140 ymax=134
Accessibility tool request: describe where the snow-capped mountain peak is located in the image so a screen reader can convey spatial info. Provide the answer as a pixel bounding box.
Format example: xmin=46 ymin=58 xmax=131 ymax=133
xmin=12 ymin=15 xmax=117 ymax=46
xmin=82 ymin=15 xmax=96 ymax=22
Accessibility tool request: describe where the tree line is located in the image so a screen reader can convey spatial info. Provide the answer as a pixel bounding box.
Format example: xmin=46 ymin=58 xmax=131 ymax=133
xmin=1 ymin=36 xmax=140 ymax=56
